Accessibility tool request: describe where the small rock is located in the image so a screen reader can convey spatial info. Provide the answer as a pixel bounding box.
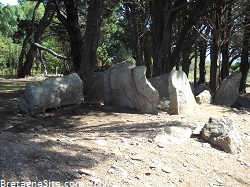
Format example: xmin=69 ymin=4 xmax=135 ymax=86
xmin=35 ymin=114 xmax=44 ymax=118
xmin=237 ymin=158 xmax=250 ymax=167
xmin=130 ymin=154 xmax=143 ymax=161
xmin=162 ymin=167 xmax=173 ymax=173
xmin=90 ymin=177 xmax=101 ymax=185
xmin=68 ymin=172 xmax=82 ymax=179
xmin=148 ymin=139 xmax=153 ymax=143
xmin=216 ymin=178 xmax=223 ymax=184
xmin=149 ymin=165 xmax=157 ymax=170
xmin=78 ymin=169 xmax=93 ymax=176
xmin=183 ymin=161 xmax=188 ymax=167
xmin=157 ymin=143 xmax=165 ymax=148
xmin=111 ymin=165 xmax=128 ymax=178
xmin=29 ymin=147 xmax=44 ymax=158
xmin=93 ymin=139 xmax=107 ymax=146
xmin=107 ymin=168 xmax=115 ymax=174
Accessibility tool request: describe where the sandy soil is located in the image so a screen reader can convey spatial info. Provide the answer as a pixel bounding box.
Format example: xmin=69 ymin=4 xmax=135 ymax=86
xmin=0 ymin=76 xmax=250 ymax=187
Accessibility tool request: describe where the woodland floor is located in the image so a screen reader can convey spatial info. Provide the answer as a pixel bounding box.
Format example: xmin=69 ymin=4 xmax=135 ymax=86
xmin=0 ymin=76 xmax=250 ymax=187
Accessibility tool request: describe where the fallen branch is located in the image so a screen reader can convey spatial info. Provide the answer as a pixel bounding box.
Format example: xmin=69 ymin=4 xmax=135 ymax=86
xmin=32 ymin=43 xmax=67 ymax=60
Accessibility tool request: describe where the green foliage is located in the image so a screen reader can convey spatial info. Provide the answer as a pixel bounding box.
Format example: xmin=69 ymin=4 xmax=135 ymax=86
xmin=0 ymin=2 xmax=46 ymax=76
xmin=23 ymin=1 xmax=44 ymax=19
xmin=0 ymin=33 xmax=20 ymax=75
xmin=0 ymin=4 xmax=25 ymax=38
xmin=40 ymin=36 xmax=65 ymax=74
xmin=230 ymin=62 xmax=240 ymax=72
xmin=96 ymin=1 xmax=134 ymax=70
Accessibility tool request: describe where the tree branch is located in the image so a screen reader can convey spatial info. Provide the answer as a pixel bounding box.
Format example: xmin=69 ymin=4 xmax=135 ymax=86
xmin=32 ymin=43 xmax=67 ymax=60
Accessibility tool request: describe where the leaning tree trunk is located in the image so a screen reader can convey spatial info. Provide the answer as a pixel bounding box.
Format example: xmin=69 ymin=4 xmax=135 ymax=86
xmin=17 ymin=1 xmax=41 ymax=77
xmin=79 ymin=0 xmax=103 ymax=93
xmin=18 ymin=0 xmax=55 ymax=77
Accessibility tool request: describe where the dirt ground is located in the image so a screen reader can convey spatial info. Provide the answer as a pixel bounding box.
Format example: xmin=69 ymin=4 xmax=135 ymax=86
xmin=0 ymin=76 xmax=250 ymax=187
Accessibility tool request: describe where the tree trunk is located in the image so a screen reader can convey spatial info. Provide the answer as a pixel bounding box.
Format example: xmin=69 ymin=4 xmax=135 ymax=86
xmin=209 ymin=30 xmax=220 ymax=93
xmin=209 ymin=3 xmax=221 ymax=93
xmin=221 ymin=41 xmax=229 ymax=80
xmin=152 ymin=0 xmax=166 ymax=76
xmin=152 ymin=0 xmax=205 ymax=76
xmin=55 ymin=0 xmax=83 ymax=72
xmin=239 ymin=4 xmax=250 ymax=93
xmin=79 ymin=0 xmax=103 ymax=93
xmin=17 ymin=1 xmax=41 ymax=77
xmin=124 ymin=2 xmax=143 ymax=66
xmin=181 ymin=35 xmax=193 ymax=77
xmin=220 ymin=2 xmax=232 ymax=80
xmin=198 ymin=40 xmax=207 ymax=84
xmin=18 ymin=1 xmax=55 ymax=77
xmin=143 ymin=33 xmax=152 ymax=78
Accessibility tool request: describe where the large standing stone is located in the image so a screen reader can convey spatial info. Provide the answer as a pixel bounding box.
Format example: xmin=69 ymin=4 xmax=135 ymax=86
xmin=104 ymin=65 xmax=159 ymax=114
xmin=201 ymin=117 xmax=243 ymax=154
xmin=149 ymin=74 xmax=170 ymax=100
xmin=85 ymin=61 xmax=134 ymax=104
xmin=214 ymin=71 xmax=242 ymax=107
xmin=20 ymin=73 xmax=84 ymax=116
xmin=168 ymin=70 xmax=197 ymax=115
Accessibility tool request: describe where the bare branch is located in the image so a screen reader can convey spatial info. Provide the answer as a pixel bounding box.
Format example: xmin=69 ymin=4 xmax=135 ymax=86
xmin=32 ymin=43 xmax=67 ymax=60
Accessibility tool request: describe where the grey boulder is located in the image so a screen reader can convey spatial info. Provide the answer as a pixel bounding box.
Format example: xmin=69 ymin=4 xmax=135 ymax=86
xmin=168 ymin=70 xmax=197 ymax=115
xmin=104 ymin=65 xmax=159 ymax=114
xmin=20 ymin=73 xmax=84 ymax=116
xmin=195 ymin=90 xmax=212 ymax=104
xmin=214 ymin=71 xmax=242 ymax=107
xmin=85 ymin=61 xmax=134 ymax=104
xmin=149 ymin=73 xmax=169 ymax=100
xmin=201 ymin=117 xmax=243 ymax=154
